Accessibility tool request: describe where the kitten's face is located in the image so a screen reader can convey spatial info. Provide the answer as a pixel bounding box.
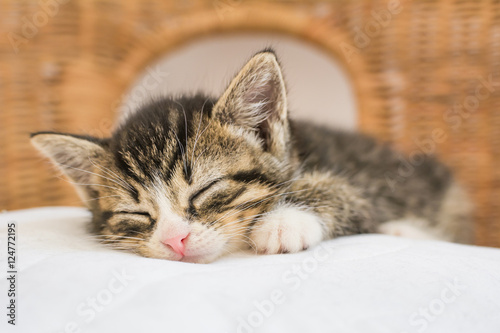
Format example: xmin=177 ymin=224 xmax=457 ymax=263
xmin=31 ymin=51 xmax=295 ymax=263
xmin=91 ymin=105 xmax=290 ymax=263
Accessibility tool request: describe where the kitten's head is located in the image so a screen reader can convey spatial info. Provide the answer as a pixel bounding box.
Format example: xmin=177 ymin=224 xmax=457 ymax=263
xmin=31 ymin=50 xmax=298 ymax=263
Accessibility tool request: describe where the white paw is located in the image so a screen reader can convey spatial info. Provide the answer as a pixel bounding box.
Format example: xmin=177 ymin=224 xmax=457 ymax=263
xmin=377 ymin=219 xmax=446 ymax=241
xmin=251 ymin=206 xmax=324 ymax=254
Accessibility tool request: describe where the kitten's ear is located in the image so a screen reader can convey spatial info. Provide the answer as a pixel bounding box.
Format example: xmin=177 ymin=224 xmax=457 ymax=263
xmin=213 ymin=50 xmax=289 ymax=154
xmin=31 ymin=132 xmax=108 ymax=202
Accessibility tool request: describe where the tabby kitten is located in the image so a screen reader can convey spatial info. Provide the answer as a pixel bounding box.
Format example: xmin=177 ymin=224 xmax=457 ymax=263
xmin=31 ymin=50 xmax=473 ymax=263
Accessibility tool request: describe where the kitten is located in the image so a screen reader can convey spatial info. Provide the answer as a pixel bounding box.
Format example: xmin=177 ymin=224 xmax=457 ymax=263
xmin=31 ymin=50 xmax=473 ymax=263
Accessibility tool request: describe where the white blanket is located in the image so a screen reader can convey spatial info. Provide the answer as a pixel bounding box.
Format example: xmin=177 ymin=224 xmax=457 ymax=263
xmin=1 ymin=207 xmax=500 ymax=333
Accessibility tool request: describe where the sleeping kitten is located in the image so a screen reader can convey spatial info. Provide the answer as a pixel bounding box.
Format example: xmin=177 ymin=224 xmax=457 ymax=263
xmin=31 ymin=50 xmax=473 ymax=263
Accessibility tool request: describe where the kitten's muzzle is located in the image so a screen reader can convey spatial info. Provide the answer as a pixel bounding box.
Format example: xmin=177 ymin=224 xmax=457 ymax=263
xmin=162 ymin=232 xmax=189 ymax=256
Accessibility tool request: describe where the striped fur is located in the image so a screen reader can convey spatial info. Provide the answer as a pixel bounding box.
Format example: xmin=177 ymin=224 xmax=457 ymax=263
xmin=30 ymin=50 xmax=473 ymax=263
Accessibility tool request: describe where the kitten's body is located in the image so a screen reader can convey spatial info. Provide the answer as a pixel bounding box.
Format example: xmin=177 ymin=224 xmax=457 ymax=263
xmin=290 ymin=121 xmax=472 ymax=243
xmin=31 ymin=51 xmax=473 ymax=263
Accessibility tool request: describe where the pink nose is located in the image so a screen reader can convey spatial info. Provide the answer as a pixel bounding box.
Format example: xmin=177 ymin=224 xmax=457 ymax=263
xmin=162 ymin=233 xmax=189 ymax=256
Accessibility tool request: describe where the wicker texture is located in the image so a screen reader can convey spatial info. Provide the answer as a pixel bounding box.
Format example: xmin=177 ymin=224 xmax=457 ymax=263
xmin=1 ymin=0 xmax=499 ymax=247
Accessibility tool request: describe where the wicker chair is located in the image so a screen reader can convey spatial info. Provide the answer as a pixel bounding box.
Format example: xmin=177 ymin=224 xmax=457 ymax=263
xmin=1 ymin=0 xmax=499 ymax=247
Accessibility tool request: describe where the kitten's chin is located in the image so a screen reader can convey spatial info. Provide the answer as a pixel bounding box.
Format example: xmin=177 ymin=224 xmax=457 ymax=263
xmin=143 ymin=248 xmax=221 ymax=263
xmin=180 ymin=253 xmax=219 ymax=264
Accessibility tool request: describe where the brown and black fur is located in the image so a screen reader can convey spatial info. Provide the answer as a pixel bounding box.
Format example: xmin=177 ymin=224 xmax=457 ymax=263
xmin=31 ymin=50 xmax=473 ymax=263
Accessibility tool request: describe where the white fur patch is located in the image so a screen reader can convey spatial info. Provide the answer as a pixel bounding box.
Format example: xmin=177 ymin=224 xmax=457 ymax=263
xmin=251 ymin=206 xmax=324 ymax=254
xmin=377 ymin=219 xmax=449 ymax=241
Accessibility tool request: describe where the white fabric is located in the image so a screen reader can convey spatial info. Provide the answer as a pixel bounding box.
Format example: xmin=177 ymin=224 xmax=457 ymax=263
xmin=1 ymin=207 xmax=500 ymax=333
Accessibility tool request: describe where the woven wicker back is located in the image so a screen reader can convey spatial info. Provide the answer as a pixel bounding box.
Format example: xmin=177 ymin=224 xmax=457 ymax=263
xmin=1 ymin=0 xmax=499 ymax=247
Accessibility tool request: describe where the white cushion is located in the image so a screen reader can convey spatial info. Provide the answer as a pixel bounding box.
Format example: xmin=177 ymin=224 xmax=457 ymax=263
xmin=1 ymin=207 xmax=499 ymax=333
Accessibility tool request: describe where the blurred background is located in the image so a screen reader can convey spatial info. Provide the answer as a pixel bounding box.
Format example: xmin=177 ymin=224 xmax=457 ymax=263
xmin=119 ymin=33 xmax=356 ymax=129
xmin=1 ymin=0 xmax=499 ymax=247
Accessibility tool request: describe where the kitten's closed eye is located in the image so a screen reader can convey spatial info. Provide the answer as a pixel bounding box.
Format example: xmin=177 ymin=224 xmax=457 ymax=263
xmin=115 ymin=211 xmax=152 ymax=218
xmin=189 ymin=179 xmax=247 ymax=215
xmin=109 ymin=211 xmax=156 ymax=235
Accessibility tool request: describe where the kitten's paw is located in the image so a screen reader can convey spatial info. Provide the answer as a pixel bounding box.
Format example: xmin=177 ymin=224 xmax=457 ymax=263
xmin=377 ymin=219 xmax=446 ymax=241
xmin=251 ymin=206 xmax=324 ymax=254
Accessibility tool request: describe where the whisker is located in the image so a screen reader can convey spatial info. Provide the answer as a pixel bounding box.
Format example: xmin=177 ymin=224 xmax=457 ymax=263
xmin=55 ymin=160 xmax=130 ymax=192
xmin=88 ymin=235 xmax=146 ymax=241
xmin=211 ymin=188 xmax=310 ymax=226
xmin=173 ymin=101 xmax=190 ymax=178
xmin=220 ymin=233 xmax=257 ymax=252
xmin=222 ymin=175 xmax=306 ymax=214
xmin=87 ymin=156 xmax=134 ymax=191
xmin=87 ymin=237 xmax=142 ymax=242
xmin=172 ymin=128 xmax=189 ymax=179
xmin=191 ymin=147 xmax=208 ymax=175
xmin=55 ymin=175 xmax=123 ymax=191
xmin=79 ymin=195 xmax=121 ymax=204
xmin=216 ymin=212 xmax=267 ymax=228
xmin=190 ymin=98 xmax=210 ymax=177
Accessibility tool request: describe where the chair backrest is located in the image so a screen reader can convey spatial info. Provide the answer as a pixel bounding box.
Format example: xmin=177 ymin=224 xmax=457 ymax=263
xmin=1 ymin=0 xmax=498 ymax=247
